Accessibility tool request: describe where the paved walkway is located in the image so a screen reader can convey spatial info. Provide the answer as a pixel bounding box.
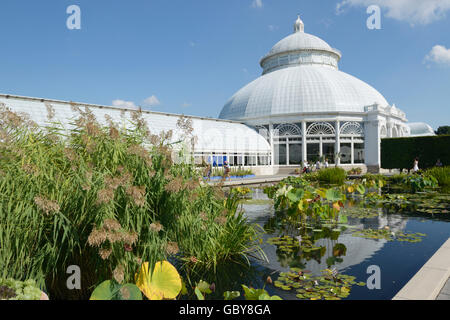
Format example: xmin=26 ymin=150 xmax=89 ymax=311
xmin=393 ymin=238 xmax=450 ymax=300
xmin=437 ymin=278 xmax=450 ymax=300
xmin=207 ymin=174 xmax=291 ymax=187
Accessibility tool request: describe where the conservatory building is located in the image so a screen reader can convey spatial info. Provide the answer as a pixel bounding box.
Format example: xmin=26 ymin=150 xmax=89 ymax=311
xmin=219 ymin=16 xmax=414 ymax=172
xmin=0 ymin=16 xmax=435 ymax=174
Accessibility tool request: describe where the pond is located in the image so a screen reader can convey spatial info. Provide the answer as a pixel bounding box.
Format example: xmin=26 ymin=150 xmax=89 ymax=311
xmin=236 ymin=187 xmax=450 ymax=300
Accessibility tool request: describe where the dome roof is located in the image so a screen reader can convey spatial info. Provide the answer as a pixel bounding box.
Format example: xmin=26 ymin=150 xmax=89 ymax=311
xmin=219 ymin=16 xmax=388 ymax=121
xmin=262 ymin=32 xmax=338 ymax=61
xmin=219 ymin=65 xmax=389 ymax=120
xmin=260 ymin=15 xmax=341 ymax=69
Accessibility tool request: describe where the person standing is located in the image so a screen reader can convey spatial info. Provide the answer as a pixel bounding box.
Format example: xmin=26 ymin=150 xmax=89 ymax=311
xmin=223 ymin=161 xmax=231 ymax=181
xmin=324 ymin=158 xmax=329 ymax=168
xmin=413 ymin=157 xmax=419 ymax=173
xmin=436 ymin=159 xmax=443 ymax=167
xmin=302 ymin=160 xmax=308 ymax=174
xmin=205 ymin=164 xmax=212 ymax=181
xmin=316 ymin=160 xmax=321 ymax=171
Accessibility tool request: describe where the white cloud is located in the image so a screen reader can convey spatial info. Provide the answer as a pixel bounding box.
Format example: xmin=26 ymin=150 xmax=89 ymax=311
xmin=336 ymin=0 xmax=450 ymax=25
xmin=142 ymin=95 xmax=161 ymax=107
xmin=268 ymin=25 xmax=279 ymax=31
xmin=181 ymin=102 xmax=192 ymax=108
xmin=112 ymin=99 xmax=138 ymax=109
xmin=189 ymin=41 xmax=196 ymax=47
xmin=251 ymin=0 xmax=263 ymax=9
xmin=425 ymin=45 xmax=450 ymax=66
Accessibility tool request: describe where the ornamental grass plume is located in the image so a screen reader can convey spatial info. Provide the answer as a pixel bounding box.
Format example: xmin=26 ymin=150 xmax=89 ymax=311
xmin=34 ymin=196 xmax=60 ymax=216
xmin=0 ymin=107 xmax=265 ymax=300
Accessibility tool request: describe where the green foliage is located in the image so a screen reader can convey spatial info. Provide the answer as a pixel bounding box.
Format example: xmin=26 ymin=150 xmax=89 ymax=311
xmin=425 ymin=166 xmax=450 ymax=187
xmin=210 ymin=167 xmax=253 ymax=178
xmin=381 ymin=135 xmax=450 ymax=170
xmin=317 ymin=168 xmax=347 ymax=185
xmin=0 ymin=106 xmax=263 ymax=299
xmin=241 ymin=285 xmax=282 ymax=300
xmin=274 ymin=268 xmax=364 ymax=300
xmin=0 ymin=278 xmax=43 ymax=300
xmin=348 ymin=167 xmax=362 ymax=175
xmin=403 ymin=175 xmax=438 ymax=192
xmin=389 ymin=173 xmax=408 ymax=184
xmin=435 ymin=126 xmax=450 ymax=135
xmin=352 ymin=229 xmax=426 ymax=243
xmin=90 ymin=280 xmax=142 ymax=300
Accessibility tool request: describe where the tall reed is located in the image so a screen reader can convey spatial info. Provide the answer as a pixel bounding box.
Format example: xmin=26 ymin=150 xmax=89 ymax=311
xmin=0 ymin=104 xmax=264 ymax=299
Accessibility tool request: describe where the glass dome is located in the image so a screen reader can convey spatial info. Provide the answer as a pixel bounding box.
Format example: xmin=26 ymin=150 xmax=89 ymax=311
xmin=219 ymin=17 xmax=389 ymax=121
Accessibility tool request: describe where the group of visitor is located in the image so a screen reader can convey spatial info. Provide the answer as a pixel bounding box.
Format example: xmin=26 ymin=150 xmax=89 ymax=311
xmin=204 ymin=161 xmax=231 ymax=182
xmin=411 ymin=157 xmax=444 ymax=173
xmin=302 ymin=158 xmax=329 ymax=174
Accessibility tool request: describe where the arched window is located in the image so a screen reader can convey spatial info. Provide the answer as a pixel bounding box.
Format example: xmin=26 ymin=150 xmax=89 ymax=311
xmin=275 ymin=123 xmax=302 ymax=137
xmin=380 ymin=125 xmax=387 ymax=138
xmin=307 ymin=122 xmax=335 ymax=136
xmin=340 ymin=122 xmax=364 ymax=136
xmin=392 ymin=127 xmax=399 ymax=138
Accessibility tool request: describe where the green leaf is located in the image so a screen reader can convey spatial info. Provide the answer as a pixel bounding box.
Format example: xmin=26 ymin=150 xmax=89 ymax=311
xmin=194 ymin=287 xmax=205 ymax=300
xmin=223 ymin=291 xmax=240 ymax=300
xmin=325 ymin=189 xmax=343 ymax=202
xmin=287 ymin=189 xmax=304 ymax=203
xmin=197 ymin=280 xmax=212 ymax=294
xmin=135 ymin=261 xmax=182 ymax=300
xmin=90 ymin=281 xmax=142 ymax=300
xmin=356 ymin=184 xmax=366 ymax=195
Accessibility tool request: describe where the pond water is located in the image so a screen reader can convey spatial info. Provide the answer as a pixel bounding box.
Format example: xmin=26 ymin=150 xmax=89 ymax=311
xmin=238 ymin=188 xmax=450 ymax=300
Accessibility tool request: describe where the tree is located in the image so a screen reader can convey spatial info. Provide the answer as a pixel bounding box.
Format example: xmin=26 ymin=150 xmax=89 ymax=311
xmin=435 ymin=126 xmax=450 ymax=135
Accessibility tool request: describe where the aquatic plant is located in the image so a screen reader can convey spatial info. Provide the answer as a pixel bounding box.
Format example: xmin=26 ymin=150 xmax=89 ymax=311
xmin=352 ymin=229 xmax=426 ymax=243
xmin=403 ymin=175 xmax=438 ymax=193
xmin=425 ymin=166 xmax=450 ymax=187
xmin=273 ymin=268 xmax=365 ymax=300
xmin=135 ymin=261 xmax=182 ymax=300
xmin=90 ymin=280 xmax=142 ymax=300
xmin=317 ymin=167 xmax=347 ymax=185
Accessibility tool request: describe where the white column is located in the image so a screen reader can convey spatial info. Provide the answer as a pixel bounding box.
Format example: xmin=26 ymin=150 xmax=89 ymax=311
xmin=302 ymin=121 xmax=307 ymax=164
xmin=269 ymin=123 xmax=275 ymax=167
xmin=364 ymin=119 xmax=381 ymax=168
xmin=351 ymin=137 xmax=354 ymax=165
xmin=319 ymin=136 xmax=323 ymax=159
xmin=335 ymin=120 xmax=341 ymax=165
xmin=286 ymin=139 xmax=290 ymax=166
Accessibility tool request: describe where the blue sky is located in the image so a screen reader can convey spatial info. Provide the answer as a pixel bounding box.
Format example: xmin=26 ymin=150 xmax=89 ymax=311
xmin=0 ymin=0 xmax=449 ymax=129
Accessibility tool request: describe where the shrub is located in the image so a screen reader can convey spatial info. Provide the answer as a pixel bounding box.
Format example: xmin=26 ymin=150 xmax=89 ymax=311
xmin=210 ymin=167 xmax=253 ymax=178
xmin=348 ymin=168 xmax=362 ymax=175
xmin=388 ymin=173 xmax=408 ymax=184
xmin=0 ymin=106 xmax=264 ymax=299
xmin=381 ymin=135 xmax=450 ymax=170
xmin=0 ymin=278 xmax=43 ymax=300
xmin=425 ymin=166 xmax=450 ymax=187
xmin=402 ymin=175 xmax=438 ymax=193
xmin=317 ymin=168 xmax=347 ymax=185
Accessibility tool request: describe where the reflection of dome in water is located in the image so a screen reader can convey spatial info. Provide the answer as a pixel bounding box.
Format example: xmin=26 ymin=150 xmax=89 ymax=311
xmin=302 ymin=214 xmax=408 ymax=274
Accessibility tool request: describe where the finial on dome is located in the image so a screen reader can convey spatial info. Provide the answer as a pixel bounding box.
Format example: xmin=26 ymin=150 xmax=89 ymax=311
xmin=294 ymin=14 xmax=304 ymax=33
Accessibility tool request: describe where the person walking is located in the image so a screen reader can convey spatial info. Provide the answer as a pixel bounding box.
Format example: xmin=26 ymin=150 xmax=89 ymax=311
xmin=223 ymin=161 xmax=231 ymax=181
xmin=205 ymin=163 xmax=212 ymax=181
xmin=302 ymin=161 xmax=309 ymax=174
xmin=315 ymin=160 xmax=321 ymax=171
xmin=436 ymin=159 xmax=443 ymax=167
xmin=324 ymin=158 xmax=329 ymax=168
xmin=413 ymin=157 xmax=419 ymax=173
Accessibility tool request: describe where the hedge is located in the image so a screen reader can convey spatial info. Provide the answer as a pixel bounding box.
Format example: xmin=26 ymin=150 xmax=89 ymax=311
xmin=381 ymin=135 xmax=450 ymax=170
